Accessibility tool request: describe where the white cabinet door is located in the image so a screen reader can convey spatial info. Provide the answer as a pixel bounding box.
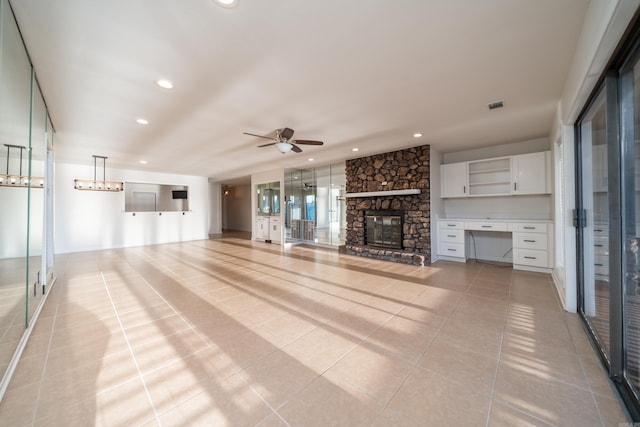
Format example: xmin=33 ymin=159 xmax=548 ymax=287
xmin=270 ymin=217 xmax=281 ymax=243
xmin=256 ymin=217 xmax=269 ymax=240
xmin=441 ymin=162 xmax=467 ymax=198
xmin=512 ymin=151 xmax=549 ymax=195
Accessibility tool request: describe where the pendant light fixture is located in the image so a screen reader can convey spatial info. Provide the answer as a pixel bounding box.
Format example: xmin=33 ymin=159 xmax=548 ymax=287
xmin=0 ymin=144 xmax=44 ymax=188
xmin=74 ymin=155 xmax=123 ymax=192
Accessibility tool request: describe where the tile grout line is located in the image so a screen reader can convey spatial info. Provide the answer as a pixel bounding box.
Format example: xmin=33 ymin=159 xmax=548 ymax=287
xmin=29 ymin=299 xmax=60 ymax=426
xmin=481 ymin=263 xmax=510 ymax=427
xmin=484 ymin=285 xmax=509 ymax=427
xmin=99 ymin=271 xmax=162 ymax=426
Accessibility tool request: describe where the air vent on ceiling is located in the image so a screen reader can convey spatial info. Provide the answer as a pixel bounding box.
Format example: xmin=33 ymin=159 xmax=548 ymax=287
xmin=488 ymin=100 xmax=504 ymax=110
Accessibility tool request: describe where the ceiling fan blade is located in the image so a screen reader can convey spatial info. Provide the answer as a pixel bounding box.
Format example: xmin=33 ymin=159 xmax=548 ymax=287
xmin=290 ymin=143 xmax=303 ymax=153
xmin=257 ymin=142 xmax=277 ymax=148
xmin=293 ymin=139 xmax=323 ymax=146
xmin=280 ymin=127 xmax=295 ymax=140
xmin=244 ymin=132 xmax=277 ymax=141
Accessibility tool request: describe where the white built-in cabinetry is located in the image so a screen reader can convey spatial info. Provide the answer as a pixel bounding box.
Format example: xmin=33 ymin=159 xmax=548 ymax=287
xmin=512 ymin=152 xmax=549 ymax=195
xmin=437 ymin=219 xmax=553 ymax=272
xmin=468 ymin=157 xmax=511 ymax=196
xmin=441 ymin=151 xmax=550 ymax=198
xmin=270 ymin=217 xmax=281 ymax=243
xmin=256 ymin=216 xmax=269 ymax=241
xmin=256 ymin=216 xmax=281 ymax=243
xmin=441 ymin=162 xmax=468 ymax=197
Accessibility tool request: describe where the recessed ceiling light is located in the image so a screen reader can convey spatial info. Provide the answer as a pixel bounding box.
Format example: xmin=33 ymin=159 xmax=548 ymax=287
xmin=352 ymin=148 xmax=359 ymax=152
xmin=308 ymin=158 xmax=314 ymax=162
xmin=139 ymin=160 xmax=148 ymax=165
xmin=136 ymin=118 xmax=149 ymax=125
xmin=413 ymin=133 xmax=423 ymax=138
xmin=215 ymin=0 xmax=238 ymax=7
xmin=155 ymin=79 xmax=174 ymax=89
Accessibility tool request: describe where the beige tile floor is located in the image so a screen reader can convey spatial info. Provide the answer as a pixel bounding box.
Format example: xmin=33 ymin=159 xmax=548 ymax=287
xmin=0 ymin=233 xmax=630 ymax=426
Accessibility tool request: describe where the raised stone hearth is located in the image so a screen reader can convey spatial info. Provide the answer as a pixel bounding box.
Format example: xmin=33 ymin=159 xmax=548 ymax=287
xmin=341 ymin=145 xmax=430 ymax=266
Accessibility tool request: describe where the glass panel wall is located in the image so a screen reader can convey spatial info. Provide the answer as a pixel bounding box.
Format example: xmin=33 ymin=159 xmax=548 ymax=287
xmin=0 ymin=0 xmax=35 ymax=383
xmin=284 ymin=162 xmax=345 ymax=246
xmin=0 ymin=0 xmax=55 ymax=393
xmin=27 ymin=85 xmax=47 ymax=322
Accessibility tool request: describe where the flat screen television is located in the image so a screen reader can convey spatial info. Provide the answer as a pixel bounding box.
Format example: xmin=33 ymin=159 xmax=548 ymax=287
xmin=172 ymin=190 xmax=188 ymax=199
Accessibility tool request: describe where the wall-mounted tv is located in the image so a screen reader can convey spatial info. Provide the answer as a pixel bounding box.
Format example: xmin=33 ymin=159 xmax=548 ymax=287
xmin=172 ymin=190 xmax=188 ymax=199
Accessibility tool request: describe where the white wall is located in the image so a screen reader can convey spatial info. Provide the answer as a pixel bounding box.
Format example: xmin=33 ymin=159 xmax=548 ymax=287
xmin=561 ymin=0 xmax=640 ymax=124
xmin=224 ymin=184 xmax=252 ymax=232
xmin=429 ymin=147 xmax=443 ymax=263
xmin=208 ymin=180 xmax=222 ymax=235
xmin=443 ymin=137 xmax=550 ymax=163
xmin=55 ymin=162 xmax=209 ymax=254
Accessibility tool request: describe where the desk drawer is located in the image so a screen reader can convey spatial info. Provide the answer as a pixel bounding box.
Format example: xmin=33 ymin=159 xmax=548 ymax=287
xmin=514 ymin=223 xmax=549 ymax=233
xmin=438 ymin=242 xmax=465 ymax=258
xmin=439 ymin=221 xmax=464 ymax=230
xmin=440 ymin=229 xmax=464 ymax=244
xmin=514 ymin=232 xmax=548 ymax=250
xmin=513 ymin=249 xmax=549 ymax=268
xmin=465 ymin=222 xmax=507 ymax=232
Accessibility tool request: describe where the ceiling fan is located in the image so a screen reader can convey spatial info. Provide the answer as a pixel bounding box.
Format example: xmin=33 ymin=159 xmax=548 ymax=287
xmin=244 ymin=127 xmax=323 ymax=154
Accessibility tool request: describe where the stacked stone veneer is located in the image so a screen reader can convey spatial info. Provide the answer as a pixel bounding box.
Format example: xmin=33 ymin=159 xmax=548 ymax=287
xmin=341 ymin=145 xmax=431 ymax=266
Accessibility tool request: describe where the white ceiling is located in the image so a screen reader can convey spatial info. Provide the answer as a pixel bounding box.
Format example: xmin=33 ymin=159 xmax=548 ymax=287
xmin=11 ymin=0 xmax=589 ymax=184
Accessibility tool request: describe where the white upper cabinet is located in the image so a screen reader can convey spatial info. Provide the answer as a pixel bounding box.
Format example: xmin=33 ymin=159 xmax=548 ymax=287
xmin=441 ymin=162 xmax=468 ymax=198
xmin=440 ymin=151 xmax=551 ymax=198
xmin=511 ymin=151 xmax=550 ymax=195
xmin=468 ymin=156 xmax=511 ymax=196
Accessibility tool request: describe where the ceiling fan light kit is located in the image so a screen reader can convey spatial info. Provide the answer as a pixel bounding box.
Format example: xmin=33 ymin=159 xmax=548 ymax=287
xmin=244 ymin=127 xmax=324 ymax=154
xmin=275 ymin=142 xmax=292 ymax=153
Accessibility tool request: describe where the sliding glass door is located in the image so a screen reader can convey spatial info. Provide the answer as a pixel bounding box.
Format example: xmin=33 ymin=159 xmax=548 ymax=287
xmin=578 ymin=89 xmax=612 ymax=361
xmin=577 ymin=29 xmax=640 ymax=418
xmin=620 ymin=48 xmax=640 ymax=407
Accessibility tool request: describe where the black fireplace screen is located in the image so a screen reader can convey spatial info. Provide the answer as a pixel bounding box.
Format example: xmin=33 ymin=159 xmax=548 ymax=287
xmin=365 ymin=210 xmax=403 ymax=249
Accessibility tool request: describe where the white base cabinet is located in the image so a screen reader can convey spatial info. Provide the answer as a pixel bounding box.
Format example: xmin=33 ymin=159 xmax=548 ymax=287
xmin=255 ymin=216 xmax=282 ymax=243
xmin=437 ymin=219 xmax=553 ymax=272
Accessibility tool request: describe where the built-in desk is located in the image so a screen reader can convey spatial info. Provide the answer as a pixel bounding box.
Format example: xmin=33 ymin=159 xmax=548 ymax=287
xmin=437 ymin=218 xmax=553 ymax=273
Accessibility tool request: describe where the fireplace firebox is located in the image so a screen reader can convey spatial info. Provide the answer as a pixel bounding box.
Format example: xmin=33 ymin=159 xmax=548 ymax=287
xmin=365 ymin=210 xmax=403 ymax=249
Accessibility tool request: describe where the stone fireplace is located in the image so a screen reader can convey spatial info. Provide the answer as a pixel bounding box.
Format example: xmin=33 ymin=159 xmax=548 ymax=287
xmin=340 ymin=145 xmax=430 ymax=266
